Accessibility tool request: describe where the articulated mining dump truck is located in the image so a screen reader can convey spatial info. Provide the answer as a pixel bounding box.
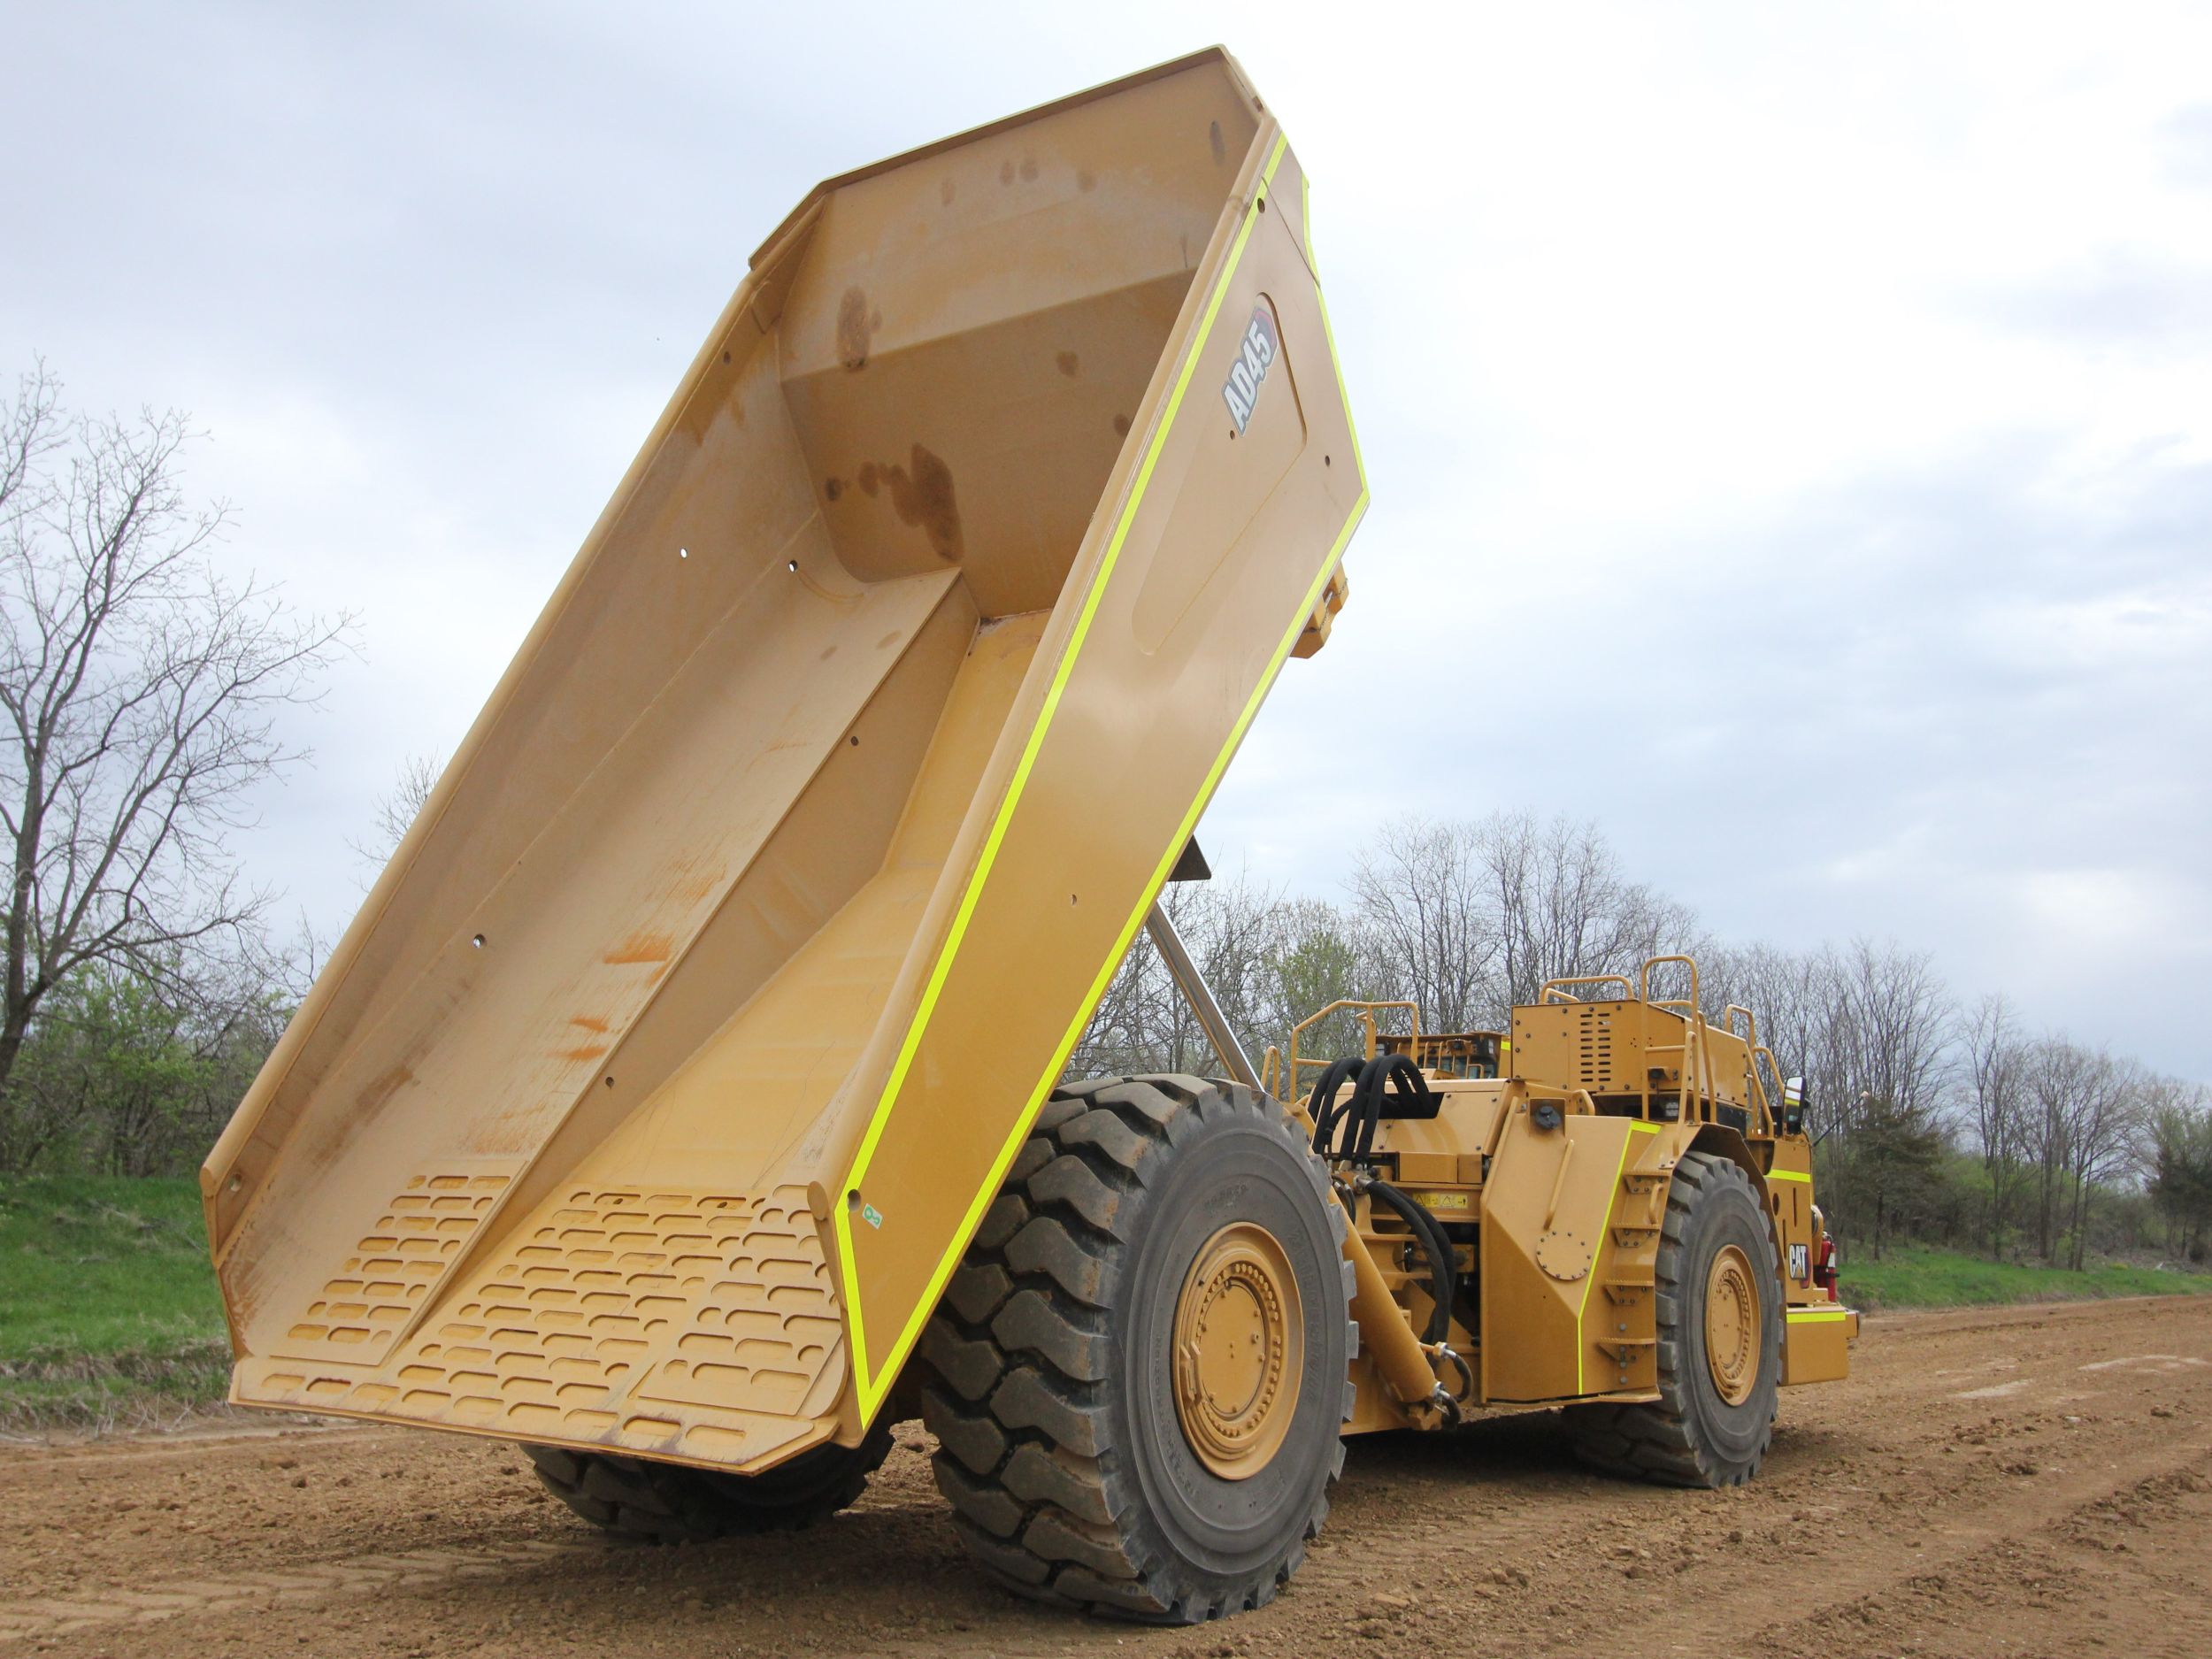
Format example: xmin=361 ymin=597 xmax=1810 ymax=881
xmin=204 ymin=48 xmax=1854 ymax=1624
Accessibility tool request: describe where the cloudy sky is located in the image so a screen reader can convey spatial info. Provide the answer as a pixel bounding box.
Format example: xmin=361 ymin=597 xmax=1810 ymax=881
xmin=5 ymin=3 xmax=2208 ymax=1078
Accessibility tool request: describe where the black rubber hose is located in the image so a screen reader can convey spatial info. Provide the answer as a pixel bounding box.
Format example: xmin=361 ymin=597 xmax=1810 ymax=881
xmin=1348 ymin=1052 xmax=1435 ymax=1161
xmin=1363 ymin=1176 xmax=1457 ymax=1343
xmin=1307 ymin=1056 xmax=1368 ymax=1156
xmin=1310 ymin=1056 xmax=1457 ymax=1343
xmin=1311 ymin=1053 xmax=1440 ymax=1162
xmin=1347 ymin=1055 xmax=1386 ymax=1161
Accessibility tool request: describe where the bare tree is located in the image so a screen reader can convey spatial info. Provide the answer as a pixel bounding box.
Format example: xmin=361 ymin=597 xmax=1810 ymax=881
xmin=2017 ymin=1039 xmax=2144 ymax=1267
xmin=0 ymin=363 xmax=352 ymax=1131
xmin=1476 ymin=810 xmax=1703 ymax=1015
xmin=1959 ymin=993 xmax=2028 ymax=1257
xmin=1067 ymin=874 xmax=1286 ymax=1081
xmin=1698 ymin=941 xmax=1830 ymax=1106
xmin=2054 ymin=1046 xmax=2146 ymax=1271
xmin=349 ymin=750 xmax=442 ymax=871
xmin=1348 ymin=816 xmax=1499 ymax=1033
xmin=1258 ymin=896 xmax=1390 ymax=1080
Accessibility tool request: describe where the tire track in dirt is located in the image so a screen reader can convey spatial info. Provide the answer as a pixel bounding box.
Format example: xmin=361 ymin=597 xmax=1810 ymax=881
xmin=0 ymin=1540 xmax=588 ymax=1644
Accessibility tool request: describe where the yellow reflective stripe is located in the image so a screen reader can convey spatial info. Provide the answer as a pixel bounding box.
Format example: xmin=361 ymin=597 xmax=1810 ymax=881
xmin=1303 ymin=175 xmax=1364 ymax=484
xmin=838 ymin=134 xmax=1310 ymax=1419
xmin=1768 ymin=1169 xmax=1813 ymax=1184
xmin=1629 ymin=1120 xmax=1662 ymax=1135
xmin=1575 ymin=1123 xmax=1638 ymax=1395
xmin=1787 ymin=1308 xmax=1849 ymax=1323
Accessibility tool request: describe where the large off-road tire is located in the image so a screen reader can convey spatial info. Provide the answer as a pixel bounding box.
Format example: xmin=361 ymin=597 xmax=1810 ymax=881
xmin=523 ymin=1422 xmax=893 ymax=1543
xmin=1565 ymin=1149 xmax=1782 ymax=1487
xmin=920 ymin=1074 xmax=1356 ymax=1624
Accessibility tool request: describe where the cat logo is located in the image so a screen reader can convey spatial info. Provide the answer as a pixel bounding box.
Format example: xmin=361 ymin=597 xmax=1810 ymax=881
xmin=1221 ymin=303 xmax=1279 ymax=434
xmin=1788 ymin=1242 xmax=1810 ymax=1281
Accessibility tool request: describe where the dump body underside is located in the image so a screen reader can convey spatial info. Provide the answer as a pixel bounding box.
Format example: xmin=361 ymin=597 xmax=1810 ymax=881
xmin=205 ymin=50 xmax=1366 ymax=1472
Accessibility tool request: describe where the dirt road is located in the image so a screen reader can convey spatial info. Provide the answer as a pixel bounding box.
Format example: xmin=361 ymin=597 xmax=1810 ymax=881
xmin=4 ymin=1294 xmax=2207 ymax=1658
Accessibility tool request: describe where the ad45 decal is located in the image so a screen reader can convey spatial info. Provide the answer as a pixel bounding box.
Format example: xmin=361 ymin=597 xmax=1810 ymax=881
xmin=1221 ymin=303 xmax=1279 ymax=434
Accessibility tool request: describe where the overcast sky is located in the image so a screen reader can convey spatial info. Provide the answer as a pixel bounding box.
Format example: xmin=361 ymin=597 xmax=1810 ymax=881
xmin=5 ymin=2 xmax=2208 ymax=1079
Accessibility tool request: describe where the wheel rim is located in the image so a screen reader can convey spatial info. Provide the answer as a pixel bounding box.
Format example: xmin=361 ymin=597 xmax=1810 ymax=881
xmin=1703 ymin=1243 xmax=1761 ymax=1406
xmin=1171 ymin=1220 xmax=1303 ymax=1480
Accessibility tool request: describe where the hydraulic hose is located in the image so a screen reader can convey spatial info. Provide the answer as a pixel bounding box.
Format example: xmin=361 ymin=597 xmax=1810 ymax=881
xmin=1310 ymin=1052 xmax=1438 ymax=1163
xmin=1347 ymin=1051 xmax=1436 ymax=1161
xmin=1359 ymin=1172 xmax=1457 ymax=1343
xmin=1307 ymin=1056 xmax=1370 ymax=1157
xmin=1310 ymin=1054 xmax=1458 ymax=1345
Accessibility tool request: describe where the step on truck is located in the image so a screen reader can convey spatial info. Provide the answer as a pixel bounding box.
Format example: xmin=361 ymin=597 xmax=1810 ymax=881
xmin=204 ymin=47 xmax=1855 ymax=1625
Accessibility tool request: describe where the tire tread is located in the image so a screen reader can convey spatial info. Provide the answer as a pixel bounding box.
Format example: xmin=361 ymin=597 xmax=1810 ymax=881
xmin=921 ymin=1074 xmax=1347 ymax=1623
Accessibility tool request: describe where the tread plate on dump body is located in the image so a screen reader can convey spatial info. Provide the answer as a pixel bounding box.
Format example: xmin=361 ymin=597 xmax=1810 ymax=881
xmin=236 ymin=1182 xmax=843 ymax=1472
xmin=271 ymin=1164 xmax=518 ymax=1368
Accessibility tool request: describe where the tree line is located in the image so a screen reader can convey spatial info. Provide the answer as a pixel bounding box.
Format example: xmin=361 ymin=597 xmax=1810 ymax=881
xmin=3 ymin=361 xmax=2207 ymax=1273
xmin=1074 ymin=813 xmax=2212 ymax=1269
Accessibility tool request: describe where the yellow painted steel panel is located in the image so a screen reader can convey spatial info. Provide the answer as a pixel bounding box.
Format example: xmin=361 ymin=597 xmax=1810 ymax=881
xmin=205 ymin=49 xmax=1367 ymax=1471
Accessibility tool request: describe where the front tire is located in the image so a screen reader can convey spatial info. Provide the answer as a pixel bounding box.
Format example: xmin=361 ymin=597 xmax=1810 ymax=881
xmin=921 ymin=1075 xmax=1355 ymax=1624
xmin=1566 ymin=1149 xmax=1782 ymax=1487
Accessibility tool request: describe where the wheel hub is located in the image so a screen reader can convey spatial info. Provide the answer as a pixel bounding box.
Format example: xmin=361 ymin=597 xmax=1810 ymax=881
xmin=1704 ymin=1242 xmax=1762 ymax=1406
xmin=1171 ymin=1221 xmax=1302 ymax=1479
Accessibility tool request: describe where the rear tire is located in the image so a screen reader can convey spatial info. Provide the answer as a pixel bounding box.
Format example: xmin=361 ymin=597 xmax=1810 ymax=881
xmin=1565 ymin=1149 xmax=1781 ymax=1487
xmin=921 ymin=1074 xmax=1356 ymax=1624
xmin=523 ymin=1421 xmax=893 ymax=1543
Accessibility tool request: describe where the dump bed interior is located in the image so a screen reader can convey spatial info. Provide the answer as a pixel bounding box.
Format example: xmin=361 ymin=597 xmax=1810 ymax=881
xmin=205 ymin=48 xmax=1365 ymax=1472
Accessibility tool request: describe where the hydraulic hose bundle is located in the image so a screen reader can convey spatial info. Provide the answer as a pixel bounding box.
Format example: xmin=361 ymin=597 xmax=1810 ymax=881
xmin=1308 ymin=1054 xmax=1456 ymax=1344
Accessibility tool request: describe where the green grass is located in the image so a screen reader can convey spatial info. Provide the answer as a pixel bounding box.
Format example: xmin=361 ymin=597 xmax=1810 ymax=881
xmin=0 ymin=1174 xmax=230 ymax=1430
xmin=1844 ymin=1245 xmax=2212 ymax=1313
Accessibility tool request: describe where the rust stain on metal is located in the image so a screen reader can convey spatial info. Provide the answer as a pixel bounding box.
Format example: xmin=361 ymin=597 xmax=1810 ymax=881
xmin=354 ymin=1064 xmax=413 ymax=1115
xmin=604 ymin=931 xmax=674 ymax=966
xmin=1056 ymin=351 xmax=1080 ymax=378
xmin=856 ymin=445 xmax=964 ymax=563
xmin=568 ymin=1015 xmax=611 ymax=1034
xmin=663 ymin=865 xmax=726 ymax=905
xmin=836 ymin=288 xmax=873 ymax=372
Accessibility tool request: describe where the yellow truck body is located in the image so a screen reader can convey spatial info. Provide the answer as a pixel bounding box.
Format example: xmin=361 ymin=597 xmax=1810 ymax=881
xmin=204 ymin=48 xmax=1363 ymax=1473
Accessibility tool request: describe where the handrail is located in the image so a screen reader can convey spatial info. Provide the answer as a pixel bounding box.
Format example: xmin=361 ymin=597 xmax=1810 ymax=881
xmin=1724 ymin=1003 xmax=1776 ymax=1136
xmin=1638 ymin=956 xmax=1714 ymax=1120
xmin=1286 ymin=1000 xmax=1420 ymax=1105
xmin=1753 ymin=1043 xmax=1788 ymax=1136
xmin=1638 ymin=955 xmax=1701 ymax=1009
xmin=1540 ymin=974 xmax=1633 ymax=1004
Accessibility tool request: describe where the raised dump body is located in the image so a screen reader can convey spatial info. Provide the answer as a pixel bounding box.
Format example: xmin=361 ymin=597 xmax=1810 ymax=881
xmin=204 ymin=49 xmax=1364 ymax=1474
